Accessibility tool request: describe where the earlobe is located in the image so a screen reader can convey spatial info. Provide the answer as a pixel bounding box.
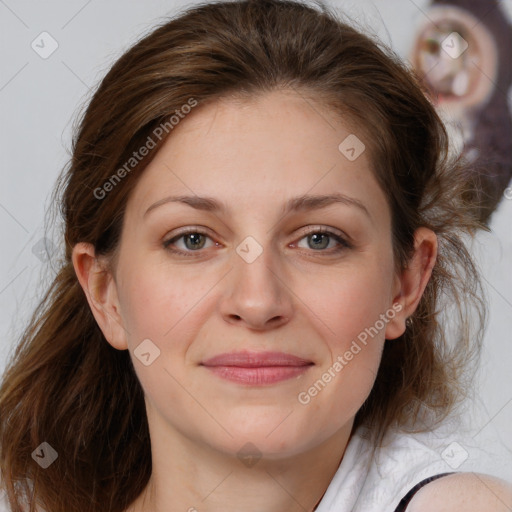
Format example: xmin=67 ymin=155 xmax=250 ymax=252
xmin=385 ymin=228 xmax=438 ymax=340
xmin=71 ymin=242 xmax=128 ymax=350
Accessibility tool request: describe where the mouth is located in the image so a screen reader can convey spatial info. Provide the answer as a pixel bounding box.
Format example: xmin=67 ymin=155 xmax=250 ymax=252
xmin=200 ymin=350 xmax=314 ymax=386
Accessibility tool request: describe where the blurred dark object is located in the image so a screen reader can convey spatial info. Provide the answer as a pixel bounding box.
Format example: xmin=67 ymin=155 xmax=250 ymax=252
xmin=411 ymin=0 xmax=512 ymax=225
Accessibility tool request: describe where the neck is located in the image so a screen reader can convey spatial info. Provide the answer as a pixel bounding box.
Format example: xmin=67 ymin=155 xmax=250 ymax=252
xmin=126 ymin=414 xmax=354 ymax=512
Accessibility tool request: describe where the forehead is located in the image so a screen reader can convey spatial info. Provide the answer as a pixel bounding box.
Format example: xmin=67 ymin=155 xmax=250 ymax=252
xmin=125 ymin=89 xmax=389 ymax=227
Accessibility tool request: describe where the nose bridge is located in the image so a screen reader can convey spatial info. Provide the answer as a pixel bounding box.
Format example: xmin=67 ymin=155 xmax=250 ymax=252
xmin=219 ymin=234 xmax=293 ymax=329
xmin=236 ymin=241 xmax=280 ymax=295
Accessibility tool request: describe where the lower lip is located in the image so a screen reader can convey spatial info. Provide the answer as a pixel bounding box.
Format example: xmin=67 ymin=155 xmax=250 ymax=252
xmin=203 ymin=365 xmax=312 ymax=385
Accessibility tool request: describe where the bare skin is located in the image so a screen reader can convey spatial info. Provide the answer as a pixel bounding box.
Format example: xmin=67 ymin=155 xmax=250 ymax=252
xmin=408 ymin=472 xmax=512 ymax=512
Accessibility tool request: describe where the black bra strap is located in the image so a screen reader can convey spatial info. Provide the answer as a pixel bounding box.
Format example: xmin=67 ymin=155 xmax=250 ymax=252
xmin=393 ymin=472 xmax=457 ymax=512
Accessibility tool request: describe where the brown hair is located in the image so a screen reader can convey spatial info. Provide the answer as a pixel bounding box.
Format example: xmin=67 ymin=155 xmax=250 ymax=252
xmin=0 ymin=0 xmax=488 ymax=511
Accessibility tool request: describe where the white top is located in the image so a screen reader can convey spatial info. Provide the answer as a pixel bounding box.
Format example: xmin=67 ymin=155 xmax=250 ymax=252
xmin=316 ymin=403 xmax=512 ymax=512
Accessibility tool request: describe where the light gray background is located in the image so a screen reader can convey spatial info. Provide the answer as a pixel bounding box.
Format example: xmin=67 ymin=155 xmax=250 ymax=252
xmin=1 ymin=0 xmax=511 ymax=488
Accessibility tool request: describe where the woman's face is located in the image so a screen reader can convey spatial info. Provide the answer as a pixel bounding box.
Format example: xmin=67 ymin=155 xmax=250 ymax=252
xmin=97 ymin=89 xmax=407 ymax=458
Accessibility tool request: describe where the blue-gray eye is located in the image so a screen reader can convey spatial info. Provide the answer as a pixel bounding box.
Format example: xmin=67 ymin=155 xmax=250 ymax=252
xmin=296 ymin=230 xmax=350 ymax=252
xmin=163 ymin=231 xmax=213 ymax=252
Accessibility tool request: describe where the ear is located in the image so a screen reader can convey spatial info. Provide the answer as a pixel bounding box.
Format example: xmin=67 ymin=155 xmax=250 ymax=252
xmin=71 ymin=242 xmax=128 ymax=350
xmin=385 ymin=227 xmax=437 ymax=340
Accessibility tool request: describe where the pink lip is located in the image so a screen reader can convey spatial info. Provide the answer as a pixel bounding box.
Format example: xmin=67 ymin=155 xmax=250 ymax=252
xmin=201 ymin=351 xmax=314 ymax=385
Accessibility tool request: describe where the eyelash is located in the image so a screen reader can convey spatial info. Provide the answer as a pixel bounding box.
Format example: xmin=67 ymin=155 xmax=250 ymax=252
xmin=162 ymin=226 xmax=352 ymax=258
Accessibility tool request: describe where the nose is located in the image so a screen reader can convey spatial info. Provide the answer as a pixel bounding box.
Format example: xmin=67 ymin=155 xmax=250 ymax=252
xmin=218 ymin=243 xmax=294 ymax=331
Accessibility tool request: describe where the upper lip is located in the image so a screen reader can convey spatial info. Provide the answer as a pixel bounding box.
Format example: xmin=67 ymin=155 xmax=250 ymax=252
xmin=201 ymin=351 xmax=313 ymax=367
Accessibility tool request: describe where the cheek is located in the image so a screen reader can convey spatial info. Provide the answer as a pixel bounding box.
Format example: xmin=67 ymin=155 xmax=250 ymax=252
xmin=117 ymin=267 xmax=200 ymax=413
xmin=117 ymin=262 xmax=210 ymax=344
xmin=295 ymin=262 xmax=391 ymax=405
xmin=299 ymin=263 xmax=393 ymax=346
xmin=298 ymin=327 xmax=385 ymax=432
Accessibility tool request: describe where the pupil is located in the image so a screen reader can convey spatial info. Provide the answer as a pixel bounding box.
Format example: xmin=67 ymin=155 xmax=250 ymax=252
xmin=185 ymin=233 xmax=205 ymax=250
xmin=310 ymin=233 xmax=328 ymax=250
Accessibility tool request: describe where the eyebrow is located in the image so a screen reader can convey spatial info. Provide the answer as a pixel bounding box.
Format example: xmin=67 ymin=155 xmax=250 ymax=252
xmin=143 ymin=193 xmax=371 ymax=220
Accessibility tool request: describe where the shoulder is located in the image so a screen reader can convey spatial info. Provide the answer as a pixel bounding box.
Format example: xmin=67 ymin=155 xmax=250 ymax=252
xmin=407 ymin=472 xmax=512 ymax=512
